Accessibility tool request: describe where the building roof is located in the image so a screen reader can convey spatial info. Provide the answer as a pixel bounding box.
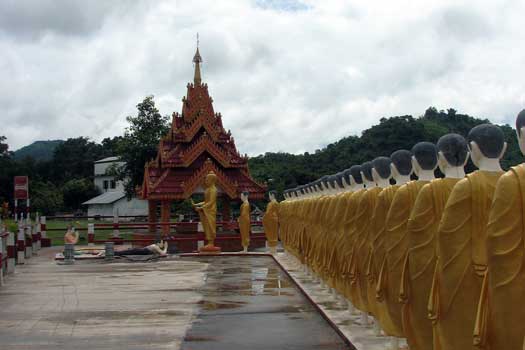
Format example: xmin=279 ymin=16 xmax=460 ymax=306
xmin=95 ymin=156 xmax=121 ymax=164
xmin=140 ymin=48 xmax=267 ymax=201
xmin=83 ymin=191 xmax=126 ymax=205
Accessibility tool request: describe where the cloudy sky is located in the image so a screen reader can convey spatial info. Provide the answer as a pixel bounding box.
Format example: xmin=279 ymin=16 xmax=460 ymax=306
xmin=1 ymin=0 xmax=524 ymax=155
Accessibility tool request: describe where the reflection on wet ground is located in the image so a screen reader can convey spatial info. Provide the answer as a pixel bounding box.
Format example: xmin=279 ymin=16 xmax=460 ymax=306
xmin=181 ymin=256 xmax=350 ymax=350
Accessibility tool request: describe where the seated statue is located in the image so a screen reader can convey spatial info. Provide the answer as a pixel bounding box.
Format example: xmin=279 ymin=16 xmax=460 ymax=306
xmin=64 ymin=225 xmax=79 ymax=245
xmin=474 ymin=111 xmax=525 ymax=350
xmin=429 ymin=124 xmax=506 ymax=350
xmin=381 ymin=142 xmax=438 ymax=340
xmin=400 ymin=133 xmax=468 ymax=350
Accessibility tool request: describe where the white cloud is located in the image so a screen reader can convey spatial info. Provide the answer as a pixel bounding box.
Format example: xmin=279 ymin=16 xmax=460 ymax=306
xmin=1 ymin=0 xmax=524 ymax=155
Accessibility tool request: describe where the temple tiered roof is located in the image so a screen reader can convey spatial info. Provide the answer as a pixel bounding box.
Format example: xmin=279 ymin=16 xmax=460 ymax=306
xmin=140 ymin=48 xmax=267 ymax=201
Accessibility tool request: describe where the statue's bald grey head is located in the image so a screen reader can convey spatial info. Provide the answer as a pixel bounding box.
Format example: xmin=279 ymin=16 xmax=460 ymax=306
xmin=372 ymin=157 xmax=392 ymax=179
xmin=437 ymin=133 xmax=469 ymax=166
xmin=350 ymin=165 xmax=363 ymax=184
xmin=467 ymin=124 xmax=505 ymax=158
xmin=412 ymin=142 xmax=438 ymax=170
xmin=516 ymin=109 xmax=525 ymax=136
xmin=361 ymin=161 xmax=374 ymax=182
xmin=342 ymin=168 xmax=352 ymax=186
xmin=390 ymin=150 xmax=412 ymax=175
xmin=335 ymin=172 xmax=345 ymax=189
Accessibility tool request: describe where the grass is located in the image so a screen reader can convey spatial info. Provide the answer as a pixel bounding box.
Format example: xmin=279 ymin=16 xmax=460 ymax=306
xmin=2 ymin=218 xmax=135 ymax=246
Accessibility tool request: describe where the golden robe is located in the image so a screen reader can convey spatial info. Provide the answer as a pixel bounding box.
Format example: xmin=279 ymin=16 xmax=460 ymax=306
xmin=379 ymin=180 xmax=428 ymax=337
xmin=263 ymin=199 xmax=279 ymax=248
xmin=342 ymin=189 xmax=367 ymax=310
xmin=239 ymin=201 xmax=251 ymax=248
xmin=473 ymin=165 xmax=525 ymax=350
xmin=370 ymin=185 xmax=400 ymax=336
xmin=429 ymin=170 xmax=502 ymax=350
xmin=353 ymin=187 xmax=382 ymax=314
xmin=400 ymin=178 xmax=460 ymax=350
xmin=198 ymin=184 xmax=217 ymax=242
xmin=329 ymin=190 xmax=358 ymax=296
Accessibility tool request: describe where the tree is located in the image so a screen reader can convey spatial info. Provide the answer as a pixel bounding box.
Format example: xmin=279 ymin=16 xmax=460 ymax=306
xmin=116 ymin=95 xmax=170 ymax=197
xmin=62 ymin=178 xmax=99 ymax=211
xmin=31 ymin=181 xmax=63 ymax=215
xmin=0 ymin=136 xmax=9 ymax=157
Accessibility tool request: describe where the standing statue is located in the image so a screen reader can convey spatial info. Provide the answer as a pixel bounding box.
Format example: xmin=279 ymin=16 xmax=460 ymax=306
xmin=381 ymin=142 xmax=438 ymax=343
xmin=474 ymin=111 xmax=525 ymax=350
xmin=192 ymin=171 xmax=220 ymax=252
xmin=429 ymin=124 xmax=506 ymax=350
xmin=400 ymin=134 xmax=469 ymax=350
xmin=238 ymin=191 xmax=251 ymax=252
xmin=263 ymin=190 xmax=279 ymax=254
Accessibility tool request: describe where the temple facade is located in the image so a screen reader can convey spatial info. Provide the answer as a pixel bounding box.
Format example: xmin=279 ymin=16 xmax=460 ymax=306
xmin=140 ymin=47 xmax=267 ymax=233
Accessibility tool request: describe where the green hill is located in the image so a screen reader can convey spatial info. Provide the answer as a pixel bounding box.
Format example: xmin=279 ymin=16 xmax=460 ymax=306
xmin=248 ymin=107 xmax=522 ymax=195
xmin=13 ymin=140 xmax=63 ymax=162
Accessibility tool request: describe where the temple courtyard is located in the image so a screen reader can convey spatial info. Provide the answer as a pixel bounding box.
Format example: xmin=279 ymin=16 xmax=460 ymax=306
xmin=0 ymin=249 xmax=392 ymax=350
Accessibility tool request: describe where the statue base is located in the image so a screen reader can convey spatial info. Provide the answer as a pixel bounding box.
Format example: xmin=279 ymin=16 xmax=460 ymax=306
xmin=199 ymin=244 xmax=221 ymax=253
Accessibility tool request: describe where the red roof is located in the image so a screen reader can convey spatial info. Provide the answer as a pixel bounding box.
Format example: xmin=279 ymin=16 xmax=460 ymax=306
xmin=140 ymin=52 xmax=267 ymax=201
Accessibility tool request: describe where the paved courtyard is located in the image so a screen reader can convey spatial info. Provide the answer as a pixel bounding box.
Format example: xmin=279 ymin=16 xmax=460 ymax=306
xmin=0 ymin=250 xmax=351 ymax=349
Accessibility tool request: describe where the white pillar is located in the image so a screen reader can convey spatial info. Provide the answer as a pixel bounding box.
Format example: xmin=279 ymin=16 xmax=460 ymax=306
xmin=0 ymin=232 xmax=4 ymax=286
xmin=112 ymin=214 xmax=120 ymax=238
xmin=35 ymin=213 xmax=41 ymax=250
xmin=40 ymin=216 xmax=47 ymax=238
xmin=25 ymin=218 xmax=32 ymax=258
xmin=88 ymin=223 xmax=95 ymax=246
xmin=17 ymin=223 xmax=25 ymax=264
xmin=7 ymin=232 xmax=15 ymax=274
xmin=14 ymin=199 xmax=18 ymax=222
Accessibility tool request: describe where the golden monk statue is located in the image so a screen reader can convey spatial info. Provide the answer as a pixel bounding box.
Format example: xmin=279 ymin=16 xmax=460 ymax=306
xmin=263 ymin=190 xmax=279 ymax=254
xmin=429 ymin=124 xmax=506 ymax=350
xmin=400 ymin=134 xmax=469 ymax=350
xmin=373 ymin=149 xmax=413 ymax=349
xmin=238 ymin=191 xmax=251 ymax=252
xmin=352 ymin=161 xmax=383 ymax=327
xmin=192 ymin=171 xmax=220 ymax=252
xmin=381 ymin=142 xmax=438 ymax=345
xmin=474 ymin=112 xmax=525 ymax=350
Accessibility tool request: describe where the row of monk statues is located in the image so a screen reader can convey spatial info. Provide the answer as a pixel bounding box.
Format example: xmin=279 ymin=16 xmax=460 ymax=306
xmin=278 ymin=109 xmax=525 ymax=350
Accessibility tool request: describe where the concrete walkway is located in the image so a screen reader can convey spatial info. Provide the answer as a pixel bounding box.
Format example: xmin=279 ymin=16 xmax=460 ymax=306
xmin=0 ymin=250 xmax=353 ymax=349
xmin=0 ymin=248 xmax=207 ymax=350
xmin=181 ymin=256 xmax=349 ymax=350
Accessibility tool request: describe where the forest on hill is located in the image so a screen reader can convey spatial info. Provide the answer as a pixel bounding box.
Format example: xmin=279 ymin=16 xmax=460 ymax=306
xmin=248 ymin=107 xmax=521 ymax=194
xmin=0 ymin=98 xmax=522 ymax=215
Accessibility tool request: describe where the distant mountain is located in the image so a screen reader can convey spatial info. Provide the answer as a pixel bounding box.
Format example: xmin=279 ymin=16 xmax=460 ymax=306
xmin=13 ymin=140 xmax=64 ymax=162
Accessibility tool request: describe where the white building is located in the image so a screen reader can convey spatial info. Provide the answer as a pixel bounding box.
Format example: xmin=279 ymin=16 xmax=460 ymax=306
xmin=82 ymin=157 xmax=148 ymax=218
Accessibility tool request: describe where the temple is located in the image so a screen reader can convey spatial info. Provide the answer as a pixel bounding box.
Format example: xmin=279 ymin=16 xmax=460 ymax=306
xmin=140 ymin=46 xmax=267 ymax=233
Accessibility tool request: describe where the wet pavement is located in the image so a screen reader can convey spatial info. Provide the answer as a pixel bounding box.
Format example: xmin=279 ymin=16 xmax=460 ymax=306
xmin=181 ymin=256 xmax=350 ymax=350
xmin=0 ymin=249 xmax=351 ymax=350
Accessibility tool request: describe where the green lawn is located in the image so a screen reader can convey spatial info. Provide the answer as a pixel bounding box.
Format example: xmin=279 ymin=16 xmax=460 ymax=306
xmin=2 ymin=218 xmax=135 ymax=246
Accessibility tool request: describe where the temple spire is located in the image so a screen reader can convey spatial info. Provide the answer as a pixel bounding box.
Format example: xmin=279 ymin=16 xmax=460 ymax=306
xmin=193 ymin=33 xmax=202 ymax=85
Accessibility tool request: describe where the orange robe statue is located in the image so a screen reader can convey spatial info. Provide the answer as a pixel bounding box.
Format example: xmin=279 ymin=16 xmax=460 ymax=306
xmin=239 ymin=201 xmax=251 ymax=249
xmin=193 ymin=172 xmax=218 ymax=249
xmin=379 ymin=180 xmax=428 ymax=338
xmin=474 ymin=165 xmax=525 ymax=350
xmin=400 ymin=178 xmax=460 ymax=350
xmin=429 ymin=170 xmax=502 ymax=350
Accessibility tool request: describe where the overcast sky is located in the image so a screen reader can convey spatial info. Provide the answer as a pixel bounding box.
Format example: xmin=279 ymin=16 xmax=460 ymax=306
xmin=1 ymin=0 xmax=524 ymax=155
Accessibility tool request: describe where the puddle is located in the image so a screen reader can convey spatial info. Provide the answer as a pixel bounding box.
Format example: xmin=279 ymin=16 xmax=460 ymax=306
xmin=181 ymin=255 xmax=351 ymax=350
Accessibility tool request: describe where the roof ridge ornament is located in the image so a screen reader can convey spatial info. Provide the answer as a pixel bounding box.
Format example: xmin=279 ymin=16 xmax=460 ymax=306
xmin=193 ymin=33 xmax=202 ymax=85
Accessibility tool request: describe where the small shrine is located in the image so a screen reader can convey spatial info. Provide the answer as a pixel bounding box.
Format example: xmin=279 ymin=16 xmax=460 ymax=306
xmin=140 ymin=45 xmax=267 ymax=233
